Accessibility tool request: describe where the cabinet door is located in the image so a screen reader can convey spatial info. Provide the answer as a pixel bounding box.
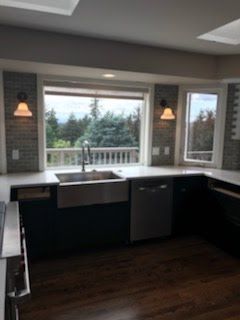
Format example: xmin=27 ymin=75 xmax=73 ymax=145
xmin=131 ymin=179 xmax=172 ymax=241
xmin=20 ymin=200 xmax=55 ymax=260
xmin=207 ymin=188 xmax=240 ymax=257
xmin=172 ymin=176 xmax=208 ymax=235
xmin=55 ymin=202 xmax=130 ymax=254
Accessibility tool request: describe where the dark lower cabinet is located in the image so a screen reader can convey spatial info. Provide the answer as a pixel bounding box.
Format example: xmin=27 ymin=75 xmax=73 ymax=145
xmin=11 ymin=186 xmax=57 ymax=260
xmin=172 ymin=176 xmax=208 ymax=236
xmin=12 ymin=186 xmax=129 ymax=260
xmin=205 ymin=181 xmax=240 ymax=257
xmin=55 ymin=202 xmax=129 ymax=254
xmin=20 ymin=199 xmax=56 ymax=259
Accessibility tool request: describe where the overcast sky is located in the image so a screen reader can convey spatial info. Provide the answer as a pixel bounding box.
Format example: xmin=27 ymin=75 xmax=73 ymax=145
xmin=189 ymin=93 xmax=218 ymax=121
xmin=45 ymin=95 xmax=143 ymax=123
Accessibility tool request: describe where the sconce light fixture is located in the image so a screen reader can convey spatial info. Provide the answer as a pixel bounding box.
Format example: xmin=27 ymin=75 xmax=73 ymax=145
xmin=160 ymin=99 xmax=175 ymax=120
xmin=14 ymin=92 xmax=32 ymax=117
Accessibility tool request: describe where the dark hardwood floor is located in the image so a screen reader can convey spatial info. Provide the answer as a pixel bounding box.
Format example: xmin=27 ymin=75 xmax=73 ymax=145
xmin=20 ymin=237 xmax=240 ymax=320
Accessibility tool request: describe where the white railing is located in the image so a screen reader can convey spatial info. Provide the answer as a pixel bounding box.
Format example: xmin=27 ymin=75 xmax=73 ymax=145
xmin=186 ymin=151 xmax=213 ymax=161
xmin=46 ymin=147 xmax=139 ymax=167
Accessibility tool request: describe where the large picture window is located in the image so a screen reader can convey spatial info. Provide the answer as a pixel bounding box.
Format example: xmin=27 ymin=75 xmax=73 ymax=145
xmin=44 ymin=83 xmax=147 ymax=168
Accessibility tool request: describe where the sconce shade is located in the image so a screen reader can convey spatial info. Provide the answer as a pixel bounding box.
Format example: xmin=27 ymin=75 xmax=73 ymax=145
xmin=160 ymin=99 xmax=175 ymax=120
xmin=160 ymin=107 xmax=175 ymax=120
xmin=14 ymin=92 xmax=32 ymax=117
xmin=14 ymin=102 xmax=32 ymax=117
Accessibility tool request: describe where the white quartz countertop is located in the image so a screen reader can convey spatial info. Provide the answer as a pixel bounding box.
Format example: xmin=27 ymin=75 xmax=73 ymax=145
xmin=0 ymin=166 xmax=240 ymax=202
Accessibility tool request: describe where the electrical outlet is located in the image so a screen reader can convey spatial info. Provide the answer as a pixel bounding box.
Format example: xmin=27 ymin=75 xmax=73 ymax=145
xmin=152 ymin=147 xmax=160 ymax=156
xmin=164 ymin=146 xmax=170 ymax=155
xmin=12 ymin=149 xmax=19 ymax=160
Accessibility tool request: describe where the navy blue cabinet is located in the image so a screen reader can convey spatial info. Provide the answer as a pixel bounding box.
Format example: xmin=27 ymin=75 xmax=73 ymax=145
xmin=172 ymin=176 xmax=208 ymax=235
xmin=55 ymin=202 xmax=129 ymax=254
xmin=11 ymin=186 xmax=129 ymax=259
xmin=206 ymin=180 xmax=240 ymax=257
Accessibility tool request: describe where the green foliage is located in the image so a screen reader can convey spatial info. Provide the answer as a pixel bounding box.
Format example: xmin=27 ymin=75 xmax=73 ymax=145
xmin=189 ymin=109 xmax=216 ymax=151
xmin=59 ymin=113 xmax=83 ymax=146
xmin=46 ymin=109 xmax=59 ymax=148
xmin=89 ymin=98 xmax=101 ymax=120
xmin=46 ymin=104 xmax=140 ymax=149
xmin=75 ymin=112 xmax=137 ymax=147
xmin=53 ymin=139 xmax=71 ymax=148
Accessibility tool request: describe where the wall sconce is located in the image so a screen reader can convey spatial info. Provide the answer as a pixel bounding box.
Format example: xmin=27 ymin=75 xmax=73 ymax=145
xmin=160 ymin=99 xmax=175 ymax=120
xmin=14 ymin=92 xmax=32 ymax=117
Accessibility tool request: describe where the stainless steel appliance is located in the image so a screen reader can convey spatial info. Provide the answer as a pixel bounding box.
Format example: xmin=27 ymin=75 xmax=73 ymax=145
xmin=0 ymin=201 xmax=31 ymax=320
xmin=130 ymin=179 xmax=173 ymax=241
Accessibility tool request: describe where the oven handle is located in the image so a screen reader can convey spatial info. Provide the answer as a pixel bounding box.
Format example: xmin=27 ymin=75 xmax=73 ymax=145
xmin=8 ymin=230 xmax=31 ymax=304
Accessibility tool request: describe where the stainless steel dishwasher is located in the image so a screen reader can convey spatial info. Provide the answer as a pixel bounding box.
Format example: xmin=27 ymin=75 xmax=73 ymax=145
xmin=130 ymin=178 xmax=173 ymax=241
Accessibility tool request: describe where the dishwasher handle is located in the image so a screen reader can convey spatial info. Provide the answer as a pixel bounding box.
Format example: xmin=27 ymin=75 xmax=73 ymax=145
xmin=138 ymin=184 xmax=168 ymax=192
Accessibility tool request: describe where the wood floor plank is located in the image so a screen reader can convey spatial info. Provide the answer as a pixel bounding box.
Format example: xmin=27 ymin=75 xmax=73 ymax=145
xmin=20 ymin=237 xmax=240 ymax=320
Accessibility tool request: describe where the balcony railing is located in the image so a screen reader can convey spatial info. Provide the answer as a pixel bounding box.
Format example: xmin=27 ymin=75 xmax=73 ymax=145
xmin=46 ymin=147 xmax=139 ymax=167
xmin=186 ymin=151 xmax=213 ymax=162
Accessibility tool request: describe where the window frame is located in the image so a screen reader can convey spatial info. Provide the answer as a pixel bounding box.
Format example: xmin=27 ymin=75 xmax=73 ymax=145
xmin=0 ymin=70 xmax=6 ymax=174
xmin=38 ymin=74 xmax=154 ymax=170
xmin=175 ymin=84 xmax=227 ymax=168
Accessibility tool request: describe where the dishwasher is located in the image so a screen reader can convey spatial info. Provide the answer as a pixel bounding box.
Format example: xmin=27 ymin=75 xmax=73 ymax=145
xmin=130 ymin=178 xmax=173 ymax=242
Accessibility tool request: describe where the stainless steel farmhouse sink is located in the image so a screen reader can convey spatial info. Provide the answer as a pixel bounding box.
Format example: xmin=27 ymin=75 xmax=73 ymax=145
xmin=56 ymin=171 xmax=122 ymax=184
xmin=56 ymin=171 xmax=128 ymax=208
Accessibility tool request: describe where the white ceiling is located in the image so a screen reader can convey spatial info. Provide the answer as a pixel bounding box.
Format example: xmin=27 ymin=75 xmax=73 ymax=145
xmin=1 ymin=0 xmax=240 ymax=55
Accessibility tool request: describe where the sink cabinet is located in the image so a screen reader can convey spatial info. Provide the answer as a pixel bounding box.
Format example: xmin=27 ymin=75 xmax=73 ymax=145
xmin=11 ymin=185 xmax=129 ymax=259
xmin=55 ymin=202 xmax=129 ymax=253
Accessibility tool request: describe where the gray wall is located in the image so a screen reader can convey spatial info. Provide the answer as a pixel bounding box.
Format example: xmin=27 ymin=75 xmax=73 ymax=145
xmin=222 ymin=84 xmax=240 ymax=170
xmin=2 ymin=72 xmax=239 ymax=172
xmin=3 ymin=72 xmax=39 ymax=173
xmin=152 ymin=84 xmax=179 ymax=166
xmin=0 ymin=25 xmax=216 ymax=80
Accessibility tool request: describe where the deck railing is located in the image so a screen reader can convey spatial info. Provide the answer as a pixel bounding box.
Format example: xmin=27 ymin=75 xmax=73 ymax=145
xmin=46 ymin=147 xmax=139 ymax=167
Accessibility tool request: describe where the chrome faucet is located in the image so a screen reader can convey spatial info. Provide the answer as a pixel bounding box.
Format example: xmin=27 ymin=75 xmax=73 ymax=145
xmin=81 ymin=140 xmax=92 ymax=172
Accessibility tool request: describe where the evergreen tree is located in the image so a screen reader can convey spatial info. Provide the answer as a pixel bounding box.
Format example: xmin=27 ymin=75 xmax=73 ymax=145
xmin=60 ymin=113 xmax=82 ymax=146
xmin=75 ymin=112 xmax=137 ymax=147
xmin=189 ymin=109 xmax=216 ymax=152
xmin=45 ymin=109 xmax=59 ymax=147
xmin=89 ymin=98 xmax=101 ymax=119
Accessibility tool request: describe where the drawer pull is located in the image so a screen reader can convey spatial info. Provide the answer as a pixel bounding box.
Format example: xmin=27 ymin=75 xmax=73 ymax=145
xmin=157 ymin=184 xmax=168 ymax=189
xmin=213 ymin=187 xmax=240 ymax=200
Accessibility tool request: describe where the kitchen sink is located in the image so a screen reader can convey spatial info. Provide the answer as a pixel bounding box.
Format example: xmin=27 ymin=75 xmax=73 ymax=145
xmin=56 ymin=170 xmax=123 ymax=184
xmin=56 ymin=170 xmax=128 ymax=208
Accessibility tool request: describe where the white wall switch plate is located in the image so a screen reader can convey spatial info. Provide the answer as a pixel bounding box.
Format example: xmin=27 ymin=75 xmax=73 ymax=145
xmin=152 ymin=147 xmax=160 ymax=156
xmin=164 ymin=146 xmax=170 ymax=155
xmin=12 ymin=149 xmax=19 ymax=160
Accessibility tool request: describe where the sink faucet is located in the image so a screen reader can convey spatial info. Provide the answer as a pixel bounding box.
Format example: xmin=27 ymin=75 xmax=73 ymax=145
xmin=82 ymin=140 xmax=92 ymax=172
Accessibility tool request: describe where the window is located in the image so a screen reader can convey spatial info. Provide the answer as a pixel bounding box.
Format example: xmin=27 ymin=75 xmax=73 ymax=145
xmin=43 ymin=82 xmax=148 ymax=168
xmin=177 ymin=86 xmax=227 ymax=168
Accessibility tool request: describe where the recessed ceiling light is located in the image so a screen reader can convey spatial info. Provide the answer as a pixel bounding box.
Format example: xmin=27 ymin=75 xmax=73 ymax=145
xmin=0 ymin=0 xmax=80 ymax=16
xmin=198 ymin=18 xmax=240 ymax=45
xmin=102 ymin=73 xmax=116 ymax=79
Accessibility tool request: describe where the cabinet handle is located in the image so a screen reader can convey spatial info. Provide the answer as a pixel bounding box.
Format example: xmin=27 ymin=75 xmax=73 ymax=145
xmin=139 ymin=187 xmax=146 ymax=191
xmin=157 ymin=184 xmax=168 ymax=189
xmin=213 ymin=187 xmax=240 ymax=200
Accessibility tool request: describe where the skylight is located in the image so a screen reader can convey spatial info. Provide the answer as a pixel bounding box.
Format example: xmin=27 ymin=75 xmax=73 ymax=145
xmin=198 ymin=18 xmax=240 ymax=45
xmin=0 ymin=0 xmax=80 ymax=16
